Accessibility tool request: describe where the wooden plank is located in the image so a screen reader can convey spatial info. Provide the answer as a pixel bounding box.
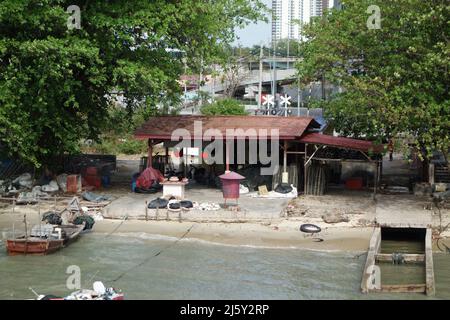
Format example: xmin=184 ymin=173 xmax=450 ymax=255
xmin=361 ymin=227 xmax=381 ymax=293
xmin=375 ymin=253 xmax=425 ymax=263
xmin=425 ymin=228 xmax=435 ymax=296
xmin=379 ymin=284 xmax=426 ymax=293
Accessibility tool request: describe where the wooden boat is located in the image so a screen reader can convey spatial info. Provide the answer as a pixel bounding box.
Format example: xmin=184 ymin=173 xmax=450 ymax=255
xmin=6 ymin=223 xmax=85 ymax=256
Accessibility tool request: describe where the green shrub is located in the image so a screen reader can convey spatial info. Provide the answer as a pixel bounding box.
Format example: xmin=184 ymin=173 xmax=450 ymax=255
xmin=117 ymin=138 xmax=147 ymax=155
xmin=200 ymin=98 xmax=248 ymax=115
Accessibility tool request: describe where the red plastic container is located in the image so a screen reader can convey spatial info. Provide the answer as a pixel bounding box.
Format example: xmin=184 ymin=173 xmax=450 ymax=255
xmin=85 ymin=166 xmax=98 ymax=176
xmin=345 ymin=177 xmax=363 ymax=190
xmin=219 ymin=171 xmax=245 ymax=199
xmin=83 ymin=175 xmax=101 ymax=189
xmin=67 ymin=175 xmax=79 ymax=193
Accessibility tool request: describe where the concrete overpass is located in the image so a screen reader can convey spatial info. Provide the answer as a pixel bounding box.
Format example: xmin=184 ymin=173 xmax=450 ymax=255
xmin=199 ymin=68 xmax=298 ymax=95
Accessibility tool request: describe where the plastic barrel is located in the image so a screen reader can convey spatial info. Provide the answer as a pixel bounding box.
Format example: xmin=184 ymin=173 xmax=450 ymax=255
xmin=131 ymin=173 xmax=140 ymax=192
xmin=221 ymin=179 xmax=240 ymax=199
xmin=101 ymin=175 xmax=111 ymax=188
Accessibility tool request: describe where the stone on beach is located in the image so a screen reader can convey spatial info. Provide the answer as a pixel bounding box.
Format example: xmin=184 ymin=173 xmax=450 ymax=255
xmin=322 ymin=213 xmax=349 ymax=224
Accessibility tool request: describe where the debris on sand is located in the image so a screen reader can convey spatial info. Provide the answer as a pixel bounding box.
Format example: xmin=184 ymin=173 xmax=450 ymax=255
xmin=322 ymin=213 xmax=349 ymax=224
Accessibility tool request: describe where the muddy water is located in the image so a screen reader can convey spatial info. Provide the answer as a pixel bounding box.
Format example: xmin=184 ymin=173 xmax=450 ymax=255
xmin=0 ymin=233 xmax=448 ymax=300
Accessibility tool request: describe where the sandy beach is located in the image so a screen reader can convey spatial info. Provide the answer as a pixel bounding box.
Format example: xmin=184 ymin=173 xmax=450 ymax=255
xmin=1 ymin=211 xmax=449 ymax=252
xmin=1 ymin=189 xmax=449 ymax=253
xmin=0 ymin=208 xmax=435 ymax=253
xmin=94 ymin=219 xmax=374 ymax=252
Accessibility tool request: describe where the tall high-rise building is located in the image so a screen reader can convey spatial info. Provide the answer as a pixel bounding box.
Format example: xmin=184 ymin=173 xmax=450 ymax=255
xmin=271 ymin=0 xmax=339 ymax=41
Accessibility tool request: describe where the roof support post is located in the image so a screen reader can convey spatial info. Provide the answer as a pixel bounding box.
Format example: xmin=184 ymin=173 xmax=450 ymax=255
xmin=304 ymin=145 xmax=324 ymax=167
xmin=225 ymin=140 xmax=230 ymax=172
xmin=359 ymin=150 xmax=373 ymax=163
xmin=373 ymin=161 xmax=378 ymax=199
xmin=304 ymin=143 xmax=308 ymax=194
xmin=165 ymin=146 xmax=169 ymax=164
xmin=282 ymin=140 xmax=288 ymax=183
xmin=165 ymin=146 xmax=169 ymax=173
xmin=147 ymin=139 xmax=153 ymax=168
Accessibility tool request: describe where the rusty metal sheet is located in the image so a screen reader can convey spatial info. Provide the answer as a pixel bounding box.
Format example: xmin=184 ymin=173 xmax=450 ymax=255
xmin=135 ymin=115 xmax=319 ymax=140
xmin=299 ymin=133 xmax=383 ymax=153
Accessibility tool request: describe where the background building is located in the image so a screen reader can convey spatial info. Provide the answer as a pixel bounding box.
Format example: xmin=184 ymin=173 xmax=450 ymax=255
xmin=271 ymin=0 xmax=341 ymax=41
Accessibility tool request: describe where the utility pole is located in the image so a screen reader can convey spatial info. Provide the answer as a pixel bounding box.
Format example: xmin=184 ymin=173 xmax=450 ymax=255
xmin=321 ymin=73 xmax=326 ymax=115
xmin=210 ymin=64 xmax=215 ymax=101
xmin=257 ymin=44 xmax=263 ymax=111
xmin=321 ymin=73 xmax=326 ymax=100
xmin=197 ymin=57 xmax=203 ymax=112
xmin=272 ymin=39 xmax=277 ymax=114
xmin=211 ymin=73 xmax=215 ymax=101
xmin=297 ymin=77 xmax=301 ymax=116
xmin=287 ymin=38 xmax=290 ymax=69
xmin=183 ymin=59 xmax=188 ymax=105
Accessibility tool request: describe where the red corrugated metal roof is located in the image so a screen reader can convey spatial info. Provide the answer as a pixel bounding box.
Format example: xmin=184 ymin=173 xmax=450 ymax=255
xmin=299 ymin=133 xmax=384 ymax=153
xmin=134 ymin=115 xmax=320 ymax=140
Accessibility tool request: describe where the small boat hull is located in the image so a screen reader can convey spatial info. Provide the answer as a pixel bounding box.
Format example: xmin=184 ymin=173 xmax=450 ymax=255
xmin=7 ymin=239 xmax=63 ymax=256
xmin=6 ymin=223 xmax=85 ymax=256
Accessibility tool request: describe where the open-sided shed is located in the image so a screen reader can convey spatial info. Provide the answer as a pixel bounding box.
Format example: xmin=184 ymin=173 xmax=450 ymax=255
xmin=134 ymin=115 xmax=383 ymax=195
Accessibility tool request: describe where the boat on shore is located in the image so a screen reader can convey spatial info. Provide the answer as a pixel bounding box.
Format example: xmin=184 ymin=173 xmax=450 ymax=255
xmin=6 ymin=196 xmax=95 ymax=255
xmin=6 ymin=222 xmax=86 ymax=256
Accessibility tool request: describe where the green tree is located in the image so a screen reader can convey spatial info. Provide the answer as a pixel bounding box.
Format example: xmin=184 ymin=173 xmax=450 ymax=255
xmin=200 ymin=98 xmax=248 ymax=115
xmin=0 ymin=0 xmax=266 ymax=167
xmin=297 ymin=0 xmax=449 ymax=162
xmin=274 ymin=39 xmax=301 ymax=57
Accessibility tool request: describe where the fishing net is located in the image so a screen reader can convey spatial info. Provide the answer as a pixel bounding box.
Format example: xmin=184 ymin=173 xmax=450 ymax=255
xmin=148 ymin=197 xmax=168 ymax=209
xmin=180 ymin=200 xmax=193 ymax=208
xmin=73 ymin=215 xmax=95 ymax=230
xmin=42 ymin=211 xmax=62 ymax=225
xmin=274 ymin=183 xmax=293 ymax=194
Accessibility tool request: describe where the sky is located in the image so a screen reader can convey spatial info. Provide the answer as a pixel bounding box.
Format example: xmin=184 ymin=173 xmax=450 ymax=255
xmin=233 ymin=0 xmax=272 ymax=47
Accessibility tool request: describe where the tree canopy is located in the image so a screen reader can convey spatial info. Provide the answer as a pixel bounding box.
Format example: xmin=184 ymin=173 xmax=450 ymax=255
xmin=297 ymin=0 xmax=449 ymax=159
xmin=0 ymin=0 xmax=266 ymax=166
xmin=200 ymin=98 xmax=248 ymax=115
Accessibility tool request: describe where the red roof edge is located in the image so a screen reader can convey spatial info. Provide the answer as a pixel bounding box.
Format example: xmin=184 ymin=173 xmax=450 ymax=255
xmin=135 ymin=135 xmax=299 ymax=140
xmin=299 ymin=133 xmax=384 ymax=153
